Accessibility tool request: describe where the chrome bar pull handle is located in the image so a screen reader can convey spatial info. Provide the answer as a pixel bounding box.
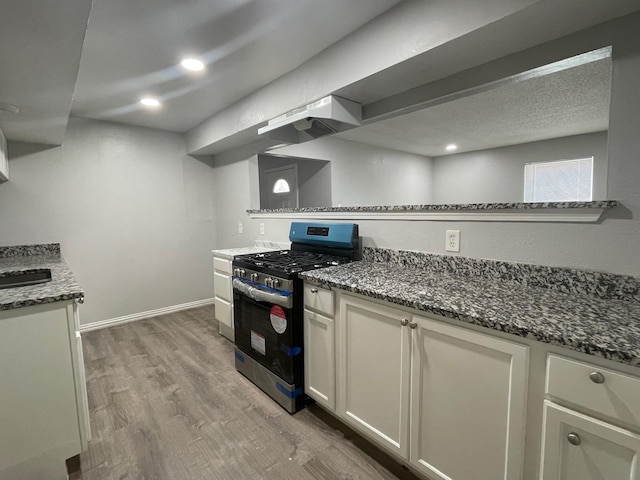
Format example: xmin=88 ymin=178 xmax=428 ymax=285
xmin=590 ymin=371 xmax=605 ymax=384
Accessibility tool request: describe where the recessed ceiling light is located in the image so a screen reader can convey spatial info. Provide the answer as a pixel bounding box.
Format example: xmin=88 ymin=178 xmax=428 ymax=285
xmin=140 ymin=97 xmax=161 ymax=108
xmin=445 ymin=144 xmax=458 ymax=151
xmin=180 ymin=58 xmax=205 ymax=72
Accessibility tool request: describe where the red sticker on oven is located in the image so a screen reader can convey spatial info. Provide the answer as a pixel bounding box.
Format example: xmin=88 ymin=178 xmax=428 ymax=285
xmin=270 ymin=305 xmax=287 ymax=334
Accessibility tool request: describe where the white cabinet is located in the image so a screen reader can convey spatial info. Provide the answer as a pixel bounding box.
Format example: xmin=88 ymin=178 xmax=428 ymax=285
xmin=0 ymin=127 xmax=8 ymax=182
xmin=540 ymin=354 xmax=640 ymax=480
xmin=332 ymin=292 xmax=528 ymax=478
xmin=540 ymin=402 xmax=640 ymax=480
xmin=212 ymin=255 xmax=234 ymax=341
xmin=409 ymin=314 xmax=528 ymax=480
xmin=337 ymin=294 xmax=411 ymax=457
xmin=303 ymin=283 xmax=336 ymax=410
xmin=0 ymin=300 xmax=90 ymax=479
xmin=304 ymin=309 xmax=335 ymax=409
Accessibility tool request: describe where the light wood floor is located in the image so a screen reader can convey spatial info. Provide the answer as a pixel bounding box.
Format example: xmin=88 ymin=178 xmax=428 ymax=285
xmin=78 ymin=306 xmax=421 ymax=480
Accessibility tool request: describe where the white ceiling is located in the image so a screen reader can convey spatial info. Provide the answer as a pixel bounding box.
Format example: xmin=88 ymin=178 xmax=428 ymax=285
xmin=336 ymin=55 xmax=612 ymax=157
xmin=0 ymin=0 xmax=92 ymax=144
xmin=0 ymin=0 xmax=401 ymax=144
xmin=1 ymin=0 xmax=638 ymax=151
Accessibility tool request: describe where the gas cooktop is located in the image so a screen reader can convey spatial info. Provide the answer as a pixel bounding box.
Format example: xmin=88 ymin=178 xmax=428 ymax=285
xmin=234 ymin=249 xmax=349 ymax=275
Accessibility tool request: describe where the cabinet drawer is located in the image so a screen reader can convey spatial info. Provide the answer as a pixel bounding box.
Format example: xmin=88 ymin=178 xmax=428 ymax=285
xmin=546 ymin=354 xmax=640 ymax=427
xmin=304 ymin=283 xmax=334 ymax=317
xmin=213 ymin=271 xmax=232 ymax=301
xmin=215 ymin=298 xmax=232 ymax=329
xmin=213 ymin=256 xmax=232 ymax=274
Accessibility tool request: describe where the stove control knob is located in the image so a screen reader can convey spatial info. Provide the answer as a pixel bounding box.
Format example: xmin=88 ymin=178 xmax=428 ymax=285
xmin=233 ymin=268 xmax=239 ymax=276
xmin=250 ymin=273 xmax=259 ymax=282
xmin=265 ymin=277 xmax=273 ymax=288
xmin=239 ymin=269 xmax=246 ymax=277
xmin=272 ymin=278 xmax=280 ymax=288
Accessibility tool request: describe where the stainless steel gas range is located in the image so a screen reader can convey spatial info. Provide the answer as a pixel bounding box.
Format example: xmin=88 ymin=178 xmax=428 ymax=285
xmin=231 ymin=222 xmax=361 ymax=413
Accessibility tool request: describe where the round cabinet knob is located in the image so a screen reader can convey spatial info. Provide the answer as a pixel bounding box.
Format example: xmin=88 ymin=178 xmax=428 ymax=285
xmin=409 ymin=321 xmax=418 ymax=329
xmin=400 ymin=318 xmax=409 ymax=326
xmin=567 ymin=433 xmax=582 ymax=446
xmin=589 ymin=371 xmax=605 ymax=384
xmin=310 ymin=288 xmax=318 ymax=293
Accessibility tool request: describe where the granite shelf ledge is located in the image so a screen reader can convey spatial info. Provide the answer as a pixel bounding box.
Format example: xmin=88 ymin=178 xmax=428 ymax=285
xmin=248 ymin=200 xmax=617 ymax=222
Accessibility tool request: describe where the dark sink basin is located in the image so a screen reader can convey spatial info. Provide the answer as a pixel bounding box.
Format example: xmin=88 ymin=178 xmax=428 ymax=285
xmin=0 ymin=269 xmax=52 ymax=289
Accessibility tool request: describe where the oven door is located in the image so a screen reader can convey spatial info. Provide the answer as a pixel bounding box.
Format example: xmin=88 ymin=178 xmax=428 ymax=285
xmin=232 ymin=278 xmax=302 ymax=384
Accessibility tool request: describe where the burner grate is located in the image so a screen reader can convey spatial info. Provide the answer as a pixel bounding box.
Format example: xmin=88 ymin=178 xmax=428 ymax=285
xmin=236 ymin=250 xmax=349 ymax=275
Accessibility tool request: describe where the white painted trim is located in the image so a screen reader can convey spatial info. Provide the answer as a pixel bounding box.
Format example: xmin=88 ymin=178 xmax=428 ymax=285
xmin=249 ymin=208 xmax=605 ymax=222
xmin=79 ymin=298 xmax=214 ymax=332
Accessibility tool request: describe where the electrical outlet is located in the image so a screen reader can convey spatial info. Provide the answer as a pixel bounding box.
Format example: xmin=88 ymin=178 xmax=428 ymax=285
xmin=259 ymin=223 xmax=265 ymax=235
xmin=446 ymin=230 xmax=460 ymax=252
xmin=238 ymin=222 xmax=243 ymax=234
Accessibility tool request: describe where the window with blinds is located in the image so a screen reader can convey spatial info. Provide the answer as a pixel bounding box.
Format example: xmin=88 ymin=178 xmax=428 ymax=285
xmin=524 ymin=157 xmax=594 ymax=202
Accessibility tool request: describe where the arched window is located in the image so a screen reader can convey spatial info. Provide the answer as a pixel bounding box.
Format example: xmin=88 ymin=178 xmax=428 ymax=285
xmin=272 ymin=178 xmax=291 ymax=194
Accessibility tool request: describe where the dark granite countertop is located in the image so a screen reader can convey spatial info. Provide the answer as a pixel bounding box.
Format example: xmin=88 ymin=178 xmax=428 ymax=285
xmin=0 ymin=244 xmax=84 ymax=311
xmin=301 ymin=253 xmax=640 ymax=368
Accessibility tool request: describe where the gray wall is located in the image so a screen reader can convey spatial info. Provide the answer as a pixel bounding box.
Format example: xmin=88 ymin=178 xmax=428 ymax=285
xmin=273 ymin=137 xmax=434 ymax=207
xmin=211 ymin=153 xmax=261 ymax=248
xmin=258 ymin=155 xmax=332 ymax=208
xmin=214 ymin=19 xmax=640 ymax=278
xmin=0 ymin=117 xmax=216 ymax=325
xmin=432 ymin=132 xmax=608 ymax=204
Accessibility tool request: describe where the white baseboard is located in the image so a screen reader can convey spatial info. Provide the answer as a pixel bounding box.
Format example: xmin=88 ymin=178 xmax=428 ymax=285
xmin=79 ymin=298 xmax=215 ymax=332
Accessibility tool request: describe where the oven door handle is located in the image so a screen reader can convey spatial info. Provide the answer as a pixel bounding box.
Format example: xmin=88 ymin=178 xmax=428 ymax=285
xmin=232 ymin=278 xmax=293 ymax=309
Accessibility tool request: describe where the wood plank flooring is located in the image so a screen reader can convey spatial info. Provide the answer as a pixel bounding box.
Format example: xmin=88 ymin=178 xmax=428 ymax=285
xmin=77 ymin=306 xmax=421 ymax=480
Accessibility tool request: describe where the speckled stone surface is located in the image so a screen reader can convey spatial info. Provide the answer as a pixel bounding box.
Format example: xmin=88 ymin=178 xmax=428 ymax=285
xmin=0 ymin=243 xmax=60 ymax=258
xmin=247 ymin=200 xmax=617 ymax=214
xmin=363 ymin=248 xmax=640 ymax=302
xmin=301 ymin=250 xmax=640 ymax=367
xmin=211 ymin=246 xmax=280 ymax=261
xmin=0 ymin=244 xmax=84 ymax=311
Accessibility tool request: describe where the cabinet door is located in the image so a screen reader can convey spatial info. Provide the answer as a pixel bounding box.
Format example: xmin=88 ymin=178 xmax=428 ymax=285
xmin=337 ymin=295 xmax=411 ymax=458
xmin=215 ymin=297 xmax=232 ymax=329
xmin=0 ymin=303 xmax=81 ymax=473
xmin=213 ymin=271 xmax=231 ymax=302
xmin=68 ymin=303 xmax=91 ymax=449
xmin=0 ymin=127 xmax=8 ymax=182
xmin=304 ymin=309 xmax=335 ymax=410
xmin=540 ymin=401 xmax=640 ymax=480
xmin=409 ymin=315 xmax=529 ymax=480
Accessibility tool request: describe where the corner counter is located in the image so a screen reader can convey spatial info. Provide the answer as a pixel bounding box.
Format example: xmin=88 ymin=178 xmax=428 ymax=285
xmin=0 ymin=244 xmax=84 ymax=310
xmin=0 ymin=243 xmax=89 ymax=479
xmin=301 ymin=247 xmax=640 ymax=367
xmin=300 ymin=247 xmax=640 ymax=480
